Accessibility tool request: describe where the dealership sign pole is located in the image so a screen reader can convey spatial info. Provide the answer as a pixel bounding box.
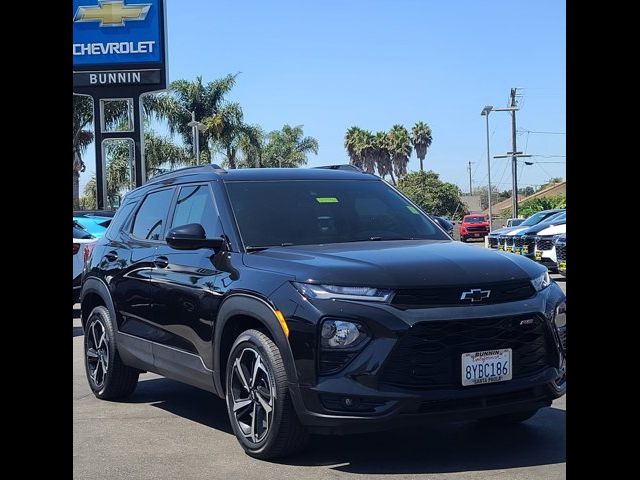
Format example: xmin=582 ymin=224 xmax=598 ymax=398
xmin=73 ymin=0 xmax=168 ymax=209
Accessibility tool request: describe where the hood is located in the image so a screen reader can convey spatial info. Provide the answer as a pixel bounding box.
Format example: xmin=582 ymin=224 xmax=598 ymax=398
xmin=537 ymin=224 xmax=566 ymax=236
xmin=243 ymin=240 xmax=544 ymax=289
xmin=489 ymin=225 xmax=525 ymax=235
xmin=517 ymin=220 xmax=566 ymax=236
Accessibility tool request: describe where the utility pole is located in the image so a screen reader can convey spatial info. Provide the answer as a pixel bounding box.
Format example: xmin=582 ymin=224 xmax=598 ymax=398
xmin=510 ymin=88 xmax=519 ymax=218
xmin=467 ymin=161 xmax=473 ymax=195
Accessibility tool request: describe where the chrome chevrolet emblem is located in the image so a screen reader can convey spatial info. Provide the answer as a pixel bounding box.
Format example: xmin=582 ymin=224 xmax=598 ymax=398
xmin=460 ymin=288 xmax=491 ymax=302
xmin=73 ymin=1 xmax=151 ymax=27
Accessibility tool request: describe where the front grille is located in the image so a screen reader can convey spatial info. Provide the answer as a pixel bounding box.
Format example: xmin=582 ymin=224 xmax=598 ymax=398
xmin=488 ymin=236 xmax=499 ymax=248
xmin=514 ymin=237 xmax=525 ymax=248
xmin=556 ymin=243 xmax=566 ymax=262
xmin=391 ymin=279 xmax=536 ymax=309
xmin=522 ymin=236 xmax=536 ymax=255
xmin=416 ymin=387 xmax=545 ymax=414
xmin=467 ymin=226 xmax=488 ymax=232
xmin=536 ymin=238 xmax=555 ymax=251
xmin=380 ymin=315 xmax=555 ymax=390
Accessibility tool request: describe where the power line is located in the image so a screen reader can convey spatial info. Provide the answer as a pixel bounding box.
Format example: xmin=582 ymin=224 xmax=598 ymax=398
xmin=517 ymin=129 xmax=566 ymax=135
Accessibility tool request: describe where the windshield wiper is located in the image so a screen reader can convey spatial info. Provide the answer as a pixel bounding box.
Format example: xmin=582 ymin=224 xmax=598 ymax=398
xmin=245 ymin=243 xmax=294 ymax=252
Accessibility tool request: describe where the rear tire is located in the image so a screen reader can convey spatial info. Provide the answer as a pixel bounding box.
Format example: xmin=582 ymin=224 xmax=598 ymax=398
xmin=84 ymin=306 xmax=139 ymax=400
xmin=478 ymin=408 xmax=539 ymax=425
xmin=225 ymin=329 xmax=309 ymax=460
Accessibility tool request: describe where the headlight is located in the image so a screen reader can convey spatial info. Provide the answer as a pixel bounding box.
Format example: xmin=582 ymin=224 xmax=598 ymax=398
xmin=293 ymin=282 xmax=392 ymax=302
xmin=531 ymin=270 xmax=551 ymax=291
xmin=320 ymin=319 xmax=369 ymax=348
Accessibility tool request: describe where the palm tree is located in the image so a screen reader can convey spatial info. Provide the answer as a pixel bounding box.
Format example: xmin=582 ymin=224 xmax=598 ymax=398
xmin=355 ymin=129 xmax=376 ymax=174
xmin=373 ymin=130 xmax=395 ymax=184
xmin=411 ymin=121 xmax=433 ymax=171
xmin=344 ymin=126 xmax=363 ymax=169
xmin=237 ymin=124 xmax=265 ymax=168
xmin=153 ymin=74 xmax=240 ymax=164
xmin=388 ymin=124 xmax=412 ymax=179
xmin=203 ymin=102 xmax=263 ymax=169
xmin=261 ymin=125 xmax=319 ymax=168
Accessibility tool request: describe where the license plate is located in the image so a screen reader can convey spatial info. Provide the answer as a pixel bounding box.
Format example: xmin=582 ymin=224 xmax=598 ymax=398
xmin=559 ymin=261 xmax=566 ymax=270
xmin=535 ymin=251 xmax=542 ymax=260
xmin=462 ymin=349 xmax=512 ymax=386
xmin=514 ymin=248 xmax=521 ymax=255
xmin=474 ymin=233 xmax=480 ymax=237
xmin=505 ymin=246 xmax=512 ymax=252
xmin=498 ymin=245 xmax=504 ymax=250
xmin=523 ymin=246 xmax=529 ymax=254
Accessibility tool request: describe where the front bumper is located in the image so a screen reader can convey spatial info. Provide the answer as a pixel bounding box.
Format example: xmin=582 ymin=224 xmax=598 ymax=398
xmin=282 ymin=282 xmax=566 ymax=433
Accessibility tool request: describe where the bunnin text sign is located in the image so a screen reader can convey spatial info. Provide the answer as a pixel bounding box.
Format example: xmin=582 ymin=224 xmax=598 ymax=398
xmin=73 ymin=0 xmax=167 ymax=93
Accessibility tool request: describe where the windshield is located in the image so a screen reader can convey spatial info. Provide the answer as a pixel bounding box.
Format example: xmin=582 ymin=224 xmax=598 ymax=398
xmin=225 ymin=180 xmax=448 ymax=248
xmin=464 ymin=216 xmax=486 ymax=223
xmin=509 ymin=219 xmax=524 ymax=226
xmin=544 ymin=211 xmax=566 ymax=223
xmin=520 ymin=210 xmax=561 ymax=226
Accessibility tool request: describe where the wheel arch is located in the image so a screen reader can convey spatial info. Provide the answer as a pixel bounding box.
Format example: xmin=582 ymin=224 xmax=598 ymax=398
xmin=213 ymin=293 xmax=297 ymax=396
xmin=80 ymin=277 xmax=117 ymax=330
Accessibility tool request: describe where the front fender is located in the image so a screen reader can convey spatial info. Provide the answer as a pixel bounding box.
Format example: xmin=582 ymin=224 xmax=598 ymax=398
xmin=212 ymin=293 xmax=298 ymax=396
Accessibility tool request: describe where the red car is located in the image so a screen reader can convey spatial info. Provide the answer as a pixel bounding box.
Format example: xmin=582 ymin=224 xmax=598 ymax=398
xmin=459 ymin=214 xmax=490 ymax=242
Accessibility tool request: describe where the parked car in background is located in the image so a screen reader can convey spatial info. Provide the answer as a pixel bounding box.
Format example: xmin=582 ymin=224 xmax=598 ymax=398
xmin=555 ymin=234 xmax=566 ymax=276
xmin=488 ymin=209 xmax=565 ymax=249
xmin=533 ymin=222 xmax=567 ymax=271
xmin=459 ymin=214 xmax=489 ymax=242
xmin=512 ymin=211 xmax=566 ymax=258
xmin=73 ymin=222 xmax=96 ymax=304
xmin=73 ymin=215 xmax=112 ymax=238
xmin=431 ymin=215 xmax=454 ymax=236
xmin=506 ymin=218 xmax=524 ymax=227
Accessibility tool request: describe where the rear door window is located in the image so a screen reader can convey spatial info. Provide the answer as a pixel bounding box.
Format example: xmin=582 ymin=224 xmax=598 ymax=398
xmin=131 ymin=189 xmax=175 ymax=241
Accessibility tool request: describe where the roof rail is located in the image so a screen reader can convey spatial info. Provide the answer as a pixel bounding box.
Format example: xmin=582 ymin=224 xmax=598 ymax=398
xmin=314 ymin=164 xmax=364 ymax=173
xmin=145 ymin=164 xmax=226 ymax=183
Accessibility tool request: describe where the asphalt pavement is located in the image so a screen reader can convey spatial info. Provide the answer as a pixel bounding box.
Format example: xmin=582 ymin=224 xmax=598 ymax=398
xmin=73 ymin=242 xmax=566 ymax=480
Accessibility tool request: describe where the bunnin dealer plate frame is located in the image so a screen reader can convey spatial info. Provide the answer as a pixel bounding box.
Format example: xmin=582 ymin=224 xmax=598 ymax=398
xmin=73 ymin=0 xmax=169 ymax=209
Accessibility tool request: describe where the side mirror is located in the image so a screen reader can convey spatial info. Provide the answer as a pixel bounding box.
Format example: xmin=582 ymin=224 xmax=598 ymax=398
xmin=165 ymin=223 xmax=225 ymax=250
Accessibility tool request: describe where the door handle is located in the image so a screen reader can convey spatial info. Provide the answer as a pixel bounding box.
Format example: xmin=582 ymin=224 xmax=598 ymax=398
xmin=103 ymin=251 xmax=118 ymax=262
xmin=153 ymin=256 xmax=169 ymax=268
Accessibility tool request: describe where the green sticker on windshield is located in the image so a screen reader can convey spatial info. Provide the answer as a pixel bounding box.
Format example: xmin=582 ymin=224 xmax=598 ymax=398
xmin=316 ymin=197 xmax=339 ymax=203
xmin=406 ymin=205 xmax=419 ymax=214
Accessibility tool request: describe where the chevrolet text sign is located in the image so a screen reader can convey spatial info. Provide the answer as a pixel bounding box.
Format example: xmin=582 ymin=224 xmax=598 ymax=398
xmin=73 ymin=0 xmax=167 ymax=92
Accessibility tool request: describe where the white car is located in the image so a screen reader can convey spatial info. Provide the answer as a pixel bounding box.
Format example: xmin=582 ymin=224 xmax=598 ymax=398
xmin=534 ymin=223 xmax=567 ymax=269
xmin=73 ymin=223 xmax=97 ymax=304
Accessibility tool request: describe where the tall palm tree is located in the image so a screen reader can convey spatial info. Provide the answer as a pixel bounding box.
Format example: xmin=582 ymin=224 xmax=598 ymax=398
xmin=411 ymin=121 xmax=433 ymax=171
xmin=354 ymin=129 xmax=376 ymax=174
xmin=373 ymin=130 xmax=395 ymax=184
xmin=262 ymin=125 xmax=319 ymax=168
xmin=388 ymin=124 xmax=412 ymax=179
xmin=153 ymin=74 xmax=240 ymax=164
xmin=344 ymin=126 xmax=363 ymax=169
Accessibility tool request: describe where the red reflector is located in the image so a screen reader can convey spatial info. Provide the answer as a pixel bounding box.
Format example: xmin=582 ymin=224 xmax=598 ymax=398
xmin=73 ymin=243 xmax=80 ymax=255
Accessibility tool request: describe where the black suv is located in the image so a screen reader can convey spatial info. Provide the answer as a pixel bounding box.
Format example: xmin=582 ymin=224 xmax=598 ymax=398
xmin=80 ymin=165 xmax=567 ymax=459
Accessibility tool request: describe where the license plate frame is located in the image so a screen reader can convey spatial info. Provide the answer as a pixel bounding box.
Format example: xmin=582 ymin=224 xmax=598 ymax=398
xmin=461 ymin=348 xmax=512 ymax=386
xmin=535 ymin=251 xmax=542 ymax=261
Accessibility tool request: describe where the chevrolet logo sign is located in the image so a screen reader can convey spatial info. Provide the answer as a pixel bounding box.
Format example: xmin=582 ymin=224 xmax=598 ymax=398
xmin=460 ymin=288 xmax=491 ymax=303
xmin=74 ymin=1 xmax=151 ymax=27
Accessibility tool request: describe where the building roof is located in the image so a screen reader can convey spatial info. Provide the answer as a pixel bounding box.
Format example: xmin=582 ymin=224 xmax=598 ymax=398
xmin=484 ymin=181 xmax=566 ymax=215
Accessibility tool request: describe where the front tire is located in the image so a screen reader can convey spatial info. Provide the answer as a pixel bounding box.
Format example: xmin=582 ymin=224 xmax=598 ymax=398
xmin=225 ymin=329 xmax=309 ymax=460
xmin=84 ymin=305 xmax=139 ymax=400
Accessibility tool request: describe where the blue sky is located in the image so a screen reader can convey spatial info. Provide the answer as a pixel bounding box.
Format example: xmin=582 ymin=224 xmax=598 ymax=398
xmin=80 ymin=0 xmax=565 ymax=194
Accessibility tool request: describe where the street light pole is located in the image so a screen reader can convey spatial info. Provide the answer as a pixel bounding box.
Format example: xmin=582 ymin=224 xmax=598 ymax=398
xmin=467 ymin=161 xmax=473 ymax=195
xmin=187 ymin=112 xmax=207 ymax=165
xmin=481 ymin=105 xmax=493 ymax=231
